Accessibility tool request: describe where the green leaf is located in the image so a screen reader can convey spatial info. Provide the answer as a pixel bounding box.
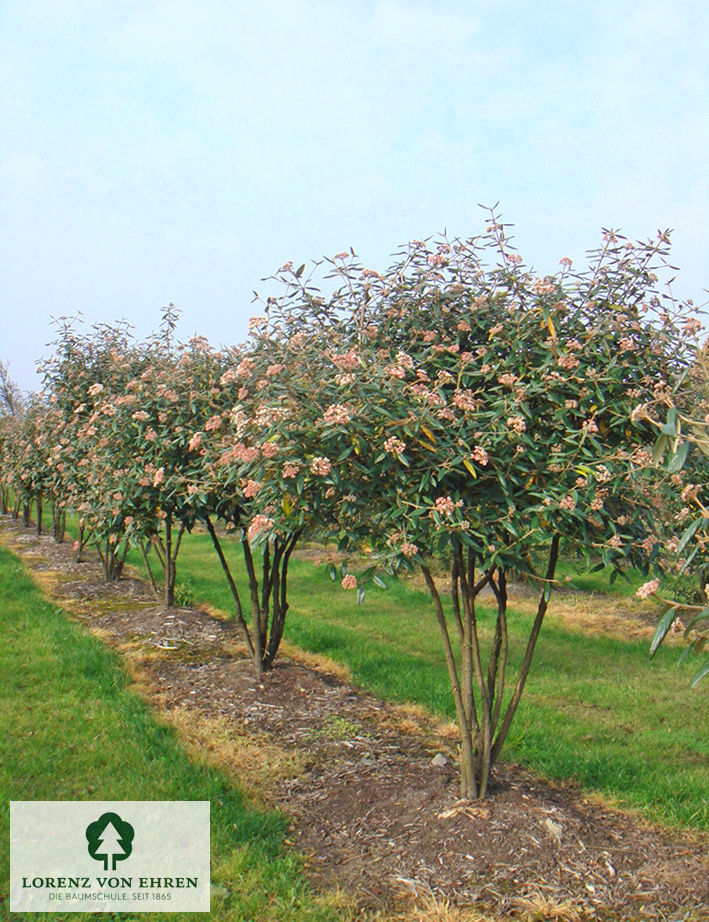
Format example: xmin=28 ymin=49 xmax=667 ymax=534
xmin=677 ymin=516 xmax=703 ymax=554
xmin=666 ymin=441 xmax=690 ymax=473
xmin=295 ymin=263 xmax=305 ymax=278
xmin=660 ymin=408 xmax=678 ymax=435
xmin=372 ymin=574 xmax=387 ymax=589
xmin=690 ymin=658 xmax=709 ymax=687
xmin=328 ymin=564 xmax=336 ymax=582
xmin=652 ymin=434 xmax=669 ymax=464
xmin=543 ymin=582 xmax=551 ymax=602
xmin=357 ymin=586 xmax=366 ymax=605
xmin=650 ymin=606 xmax=677 ymax=657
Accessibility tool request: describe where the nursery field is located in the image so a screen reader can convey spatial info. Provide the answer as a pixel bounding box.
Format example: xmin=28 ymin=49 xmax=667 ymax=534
xmin=126 ymin=529 xmax=709 ymax=831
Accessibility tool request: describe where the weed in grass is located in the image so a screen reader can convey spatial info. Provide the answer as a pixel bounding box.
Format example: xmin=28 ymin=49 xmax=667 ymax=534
xmin=313 ymin=715 xmax=371 ymax=741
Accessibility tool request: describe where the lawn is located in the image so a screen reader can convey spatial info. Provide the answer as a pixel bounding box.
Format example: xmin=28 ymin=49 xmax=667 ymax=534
xmin=124 ymin=528 xmax=708 ymax=830
xmin=0 ymin=543 xmax=356 ymax=922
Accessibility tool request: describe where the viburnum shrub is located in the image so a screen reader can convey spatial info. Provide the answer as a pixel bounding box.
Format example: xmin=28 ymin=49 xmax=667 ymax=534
xmin=195 ymin=326 xmax=349 ymax=674
xmin=108 ymin=330 xmax=229 ymax=607
xmin=253 ymin=217 xmax=697 ymax=797
xmin=2 ymin=398 xmax=53 ymax=530
xmin=43 ymin=320 xmax=143 ymax=580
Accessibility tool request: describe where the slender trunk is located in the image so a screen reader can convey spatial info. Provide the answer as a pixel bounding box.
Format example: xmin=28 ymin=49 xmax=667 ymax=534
xmin=36 ymin=496 xmax=43 ymax=536
xmin=0 ymin=487 xmax=6 ymax=515
xmin=23 ymin=503 xmax=30 ymax=527
xmin=241 ymin=538 xmax=265 ymax=672
xmin=457 ymin=551 xmax=492 ymax=796
xmin=491 ymin=535 xmax=560 ymax=766
xmin=263 ymin=531 xmax=302 ymax=669
xmin=76 ymin=525 xmax=85 ymax=562
xmin=114 ymin=540 xmax=129 ymax=580
xmin=141 ymin=541 xmax=160 ymax=598
xmin=489 ymin=571 xmax=508 ymax=739
xmin=12 ymin=498 xmax=20 ymax=520
xmin=204 ymin=516 xmax=256 ymax=662
xmin=164 ymin=513 xmax=174 ymax=608
xmin=421 ymin=564 xmax=477 ymax=798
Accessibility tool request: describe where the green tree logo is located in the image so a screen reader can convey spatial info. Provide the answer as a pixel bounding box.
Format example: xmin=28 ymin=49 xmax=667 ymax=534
xmin=85 ymin=812 xmax=134 ymax=871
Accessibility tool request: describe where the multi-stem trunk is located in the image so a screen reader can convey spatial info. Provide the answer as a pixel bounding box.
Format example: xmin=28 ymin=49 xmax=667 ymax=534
xmin=204 ymin=516 xmax=300 ymax=673
xmin=149 ymin=513 xmax=185 ymax=608
xmin=76 ymin=525 xmax=86 ymax=561
xmin=95 ymin=536 xmax=129 ymax=582
xmin=421 ymin=535 xmax=560 ymax=799
xmin=52 ymin=503 xmax=66 ymax=543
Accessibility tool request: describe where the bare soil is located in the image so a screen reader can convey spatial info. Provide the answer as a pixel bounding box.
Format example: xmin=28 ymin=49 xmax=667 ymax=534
xmin=2 ymin=518 xmax=707 ymax=922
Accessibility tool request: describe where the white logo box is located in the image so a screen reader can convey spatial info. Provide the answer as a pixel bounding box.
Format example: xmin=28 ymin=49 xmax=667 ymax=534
xmin=10 ymin=801 xmax=210 ymax=913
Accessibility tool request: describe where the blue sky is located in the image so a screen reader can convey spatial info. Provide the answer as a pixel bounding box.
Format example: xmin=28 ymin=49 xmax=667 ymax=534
xmin=2 ymin=0 xmax=708 ymax=391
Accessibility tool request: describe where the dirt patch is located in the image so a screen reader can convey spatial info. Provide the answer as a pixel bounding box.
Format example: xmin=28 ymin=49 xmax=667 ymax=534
xmin=2 ymin=517 xmax=707 ymax=922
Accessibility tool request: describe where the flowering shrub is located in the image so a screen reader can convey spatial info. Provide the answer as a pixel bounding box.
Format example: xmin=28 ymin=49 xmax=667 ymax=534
xmin=253 ymin=216 xmax=697 ymax=796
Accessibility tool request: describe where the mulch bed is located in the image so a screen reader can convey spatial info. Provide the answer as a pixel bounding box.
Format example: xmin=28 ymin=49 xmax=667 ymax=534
xmin=2 ymin=517 xmax=707 ymax=921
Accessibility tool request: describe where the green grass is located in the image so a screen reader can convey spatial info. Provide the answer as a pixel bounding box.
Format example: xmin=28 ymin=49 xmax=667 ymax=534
xmin=121 ymin=528 xmax=709 ymax=830
xmin=554 ymin=552 xmax=648 ymax=596
xmin=0 ymin=543 xmax=355 ymax=922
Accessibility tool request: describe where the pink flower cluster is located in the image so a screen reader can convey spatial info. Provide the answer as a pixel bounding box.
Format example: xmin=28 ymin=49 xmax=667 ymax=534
xmin=636 ymin=578 xmax=660 ymax=600
xmin=507 ymin=416 xmax=526 ymax=435
xmin=431 ymin=496 xmax=459 ymax=517
xmin=332 ymin=349 xmax=362 ymax=371
xmin=282 ymin=461 xmax=301 ymax=479
xmin=310 ymin=456 xmax=332 ymax=476
xmin=323 ymin=403 xmax=351 ymax=425
xmin=383 ymin=436 xmax=406 ymax=455
xmin=247 ymin=514 xmax=274 ymax=542
xmin=341 ymin=574 xmax=358 ymax=590
xmin=205 ymin=414 xmax=223 ymax=432
xmin=558 ymin=354 xmax=580 ymax=371
xmin=453 ymin=391 xmax=477 ymax=412
xmin=471 ymin=445 xmax=489 ymax=466
xmin=261 ymin=442 xmax=279 ymax=459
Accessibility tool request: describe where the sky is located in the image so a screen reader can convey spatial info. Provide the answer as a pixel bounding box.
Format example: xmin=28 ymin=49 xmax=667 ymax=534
xmin=1 ymin=0 xmax=708 ymax=393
